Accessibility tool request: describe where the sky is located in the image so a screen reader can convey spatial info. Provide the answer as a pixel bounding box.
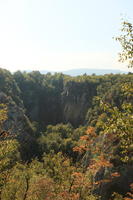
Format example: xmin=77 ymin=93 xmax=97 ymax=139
xmin=0 ymin=0 xmax=133 ymax=72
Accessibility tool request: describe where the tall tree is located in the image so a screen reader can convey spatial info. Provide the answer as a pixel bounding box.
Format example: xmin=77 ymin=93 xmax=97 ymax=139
xmin=115 ymin=20 xmax=133 ymax=68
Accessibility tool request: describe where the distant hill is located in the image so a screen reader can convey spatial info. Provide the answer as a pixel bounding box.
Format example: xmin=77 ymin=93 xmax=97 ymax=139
xmin=24 ymin=68 xmax=125 ymax=76
xmin=61 ymin=68 xmax=123 ymax=76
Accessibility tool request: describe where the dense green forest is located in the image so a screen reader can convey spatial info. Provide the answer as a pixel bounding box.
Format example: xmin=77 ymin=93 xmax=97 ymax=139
xmin=0 ymin=21 xmax=133 ymax=200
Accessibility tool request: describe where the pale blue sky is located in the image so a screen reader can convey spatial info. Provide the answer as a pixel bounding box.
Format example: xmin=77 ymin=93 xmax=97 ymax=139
xmin=0 ymin=0 xmax=133 ymax=72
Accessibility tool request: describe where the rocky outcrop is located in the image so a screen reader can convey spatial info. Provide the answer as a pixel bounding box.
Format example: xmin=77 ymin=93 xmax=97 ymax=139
xmin=94 ymin=166 xmax=133 ymax=200
xmin=61 ymin=80 xmax=97 ymax=126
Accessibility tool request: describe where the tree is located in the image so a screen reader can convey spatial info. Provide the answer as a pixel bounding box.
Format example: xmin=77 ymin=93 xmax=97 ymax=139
xmin=115 ymin=20 xmax=133 ymax=68
xmin=0 ymin=104 xmax=20 ymax=198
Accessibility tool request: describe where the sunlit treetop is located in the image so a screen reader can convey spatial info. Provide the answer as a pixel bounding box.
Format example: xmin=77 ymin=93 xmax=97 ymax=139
xmin=115 ymin=20 xmax=133 ymax=68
